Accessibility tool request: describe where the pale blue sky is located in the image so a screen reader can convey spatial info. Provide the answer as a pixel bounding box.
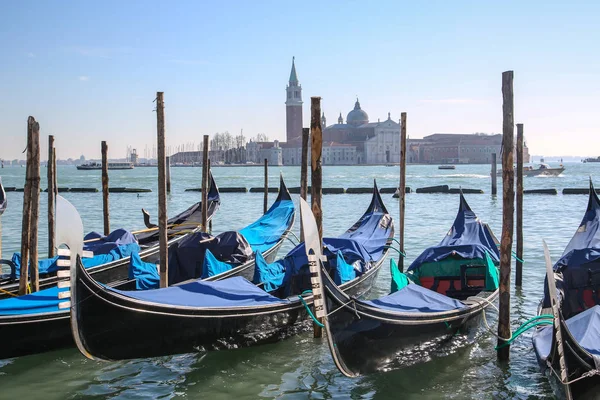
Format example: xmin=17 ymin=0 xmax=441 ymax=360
xmin=1 ymin=0 xmax=598 ymax=160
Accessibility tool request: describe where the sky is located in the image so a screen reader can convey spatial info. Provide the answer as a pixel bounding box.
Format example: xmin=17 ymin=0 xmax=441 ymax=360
xmin=1 ymin=0 xmax=599 ymax=161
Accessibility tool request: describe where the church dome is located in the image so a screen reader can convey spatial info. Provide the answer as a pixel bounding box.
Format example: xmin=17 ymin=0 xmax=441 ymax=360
xmin=346 ymin=99 xmax=369 ymax=127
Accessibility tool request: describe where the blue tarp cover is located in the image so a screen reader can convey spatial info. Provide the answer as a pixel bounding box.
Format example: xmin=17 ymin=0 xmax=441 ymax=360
xmin=200 ymin=249 xmax=233 ymax=279
xmin=252 ymin=252 xmax=285 ymax=292
xmin=240 ymin=200 xmax=295 ymax=253
xmin=112 ymin=276 xmax=289 ymax=308
xmin=533 ymin=305 xmax=600 ymax=362
xmin=12 ymin=242 xmax=140 ymax=278
xmin=84 ymin=228 xmax=138 ymax=254
xmin=333 ymin=251 xmax=356 ymax=285
xmin=0 ymin=286 xmax=64 ymax=315
xmin=129 ymin=252 xmax=160 ymax=290
xmin=363 ymin=284 xmax=466 ymax=313
xmin=408 ymin=194 xmax=499 ymax=272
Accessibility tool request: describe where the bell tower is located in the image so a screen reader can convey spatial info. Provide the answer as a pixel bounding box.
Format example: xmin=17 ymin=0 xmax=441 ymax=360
xmin=285 ymin=57 xmax=303 ymax=142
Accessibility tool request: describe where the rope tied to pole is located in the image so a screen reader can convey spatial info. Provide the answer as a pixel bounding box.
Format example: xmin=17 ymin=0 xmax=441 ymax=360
xmin=298 ymin=291 xmax=325 ymax=328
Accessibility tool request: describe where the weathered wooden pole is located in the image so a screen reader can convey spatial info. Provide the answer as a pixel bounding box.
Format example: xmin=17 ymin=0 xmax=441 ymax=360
xmin=101 ymin=141 xmax=110 ymax=236
xmin=208 ymin=158 xmax=212 ymax=233
xmin=263 ymin=158 xmax=268 ymax=214
xmin=201 ymin=135 xmax=209 ymax=233
xmin=29 ymin=118 xmax=41 ymax=292
xmin=300 ymin=127 xmax=309 ymax=242
xmin=47 ymin=135 xmax=56 ymax=258
xmin=0 ymin=177 xmax=4 ymax=258
xmin=491 ymin=153 xmax=497 ymax=195
xmin=166 ymin=156 xmax=171 ymax=194
xmin=399 ymin=112 xmax=407 ymax=272
xmin=515 ymin=123 xmax=524 ymax=287
xmin=156 ymin=92 xmax=168 ymax=288
xmin=310 ymin=96 xmax=323 ymax=338
xmin=19 ymin=117 xmax=35 ymax=295
xmin=497 ymin=71 xmax=515 ymax=360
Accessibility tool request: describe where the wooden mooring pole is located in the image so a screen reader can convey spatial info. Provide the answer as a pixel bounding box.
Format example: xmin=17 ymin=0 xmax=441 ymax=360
xmin=166 ymin=156 xmax=171 ymax=194
xmin=515 ymin=124 xmax=524 ymax=287
xmin=263 ymin=158 xmax=268 ymax=214
xmin=47 ymin=135 xmax=56 ymax=258
xmin=300 ymin=127 xmax=309 ymax=242
xmin=101 ymin=141 xmax=110 ymax=235
xmin=208 ymin=158 xmax=212 ymax=234
xmin=19 ymin=118 xmax=34 ymax=295
xmin=156 ymin=92 xmax=168 ymax=288
xmin=201 ymin=135 xmax=209 ymax=233
xmin=491 ymin=153 xmax=497 ymax=195
xmin=497 ymin=71 xmax=515 ymax=360
xmin=29 ymin=119 xmax=41 ymax=293
xmin=310 ymin=96 xmax=323 ymax=338
xmin=399 ymin=112 xmax=407 ymax=272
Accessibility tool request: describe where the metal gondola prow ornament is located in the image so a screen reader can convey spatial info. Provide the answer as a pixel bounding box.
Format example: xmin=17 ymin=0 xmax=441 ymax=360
xmin=0 ymin=176 xmax=7 ymax=216
xmin=299 ymin=198 xmax=325 ymax=321
xmin=543 ymin=240 xmax=573 ymax=400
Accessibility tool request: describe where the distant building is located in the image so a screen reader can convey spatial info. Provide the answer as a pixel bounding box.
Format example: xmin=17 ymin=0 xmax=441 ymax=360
xmin=246 ymin=140 xmax=282 ymax=166
xmin=285 ymin=57 xmax=303 ymax=142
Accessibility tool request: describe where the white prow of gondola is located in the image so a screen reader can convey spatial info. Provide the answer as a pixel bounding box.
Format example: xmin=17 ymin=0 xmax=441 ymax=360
xmin=299 ymin=198 xmax=325 ymax=319
xmin=543 ymin=240 xmax=572 ymax=400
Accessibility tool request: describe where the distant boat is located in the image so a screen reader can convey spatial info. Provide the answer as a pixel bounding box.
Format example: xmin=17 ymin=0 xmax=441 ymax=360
xmin=495 ymin=163 xmax=565 ymax=177
xmin=438 ymin=165 xmax=456 ymax=170
xmin=77 ymin=162 xmax=134 ymax=170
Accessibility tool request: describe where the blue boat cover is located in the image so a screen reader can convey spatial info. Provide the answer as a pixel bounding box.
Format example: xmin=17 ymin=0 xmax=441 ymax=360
xmin=128 ymin=252 xmax=160 ymax=290
xmin=240 ymin=199 xmax=295 ymax=254
xmin=333 ymin=250 xmax=356 ymax=285
xmin=533 ymin=305 xmax=600 ymax=362
xmin=0 ymin=286 xmax=63 ymax=315
xmin=363 ymin=283 xmax=466 ymax=313
xmin=84 ymin=228 xmax=138 ymax=254
xmin=390 ymin=258 xmax=410 ymax=293
xmin=252 ymin=252 xmax=285 ymax=292
xmin=408 ymin=193 xmax=499 ymax=272
xmin=112 ymin=276 xmax=289 ymax=308
xmin=543 ymin=182 xmax=600 ymax=312
xmin=11 ymin=241 xmax=140 ymax=278
xmin=200 ymin=249 xmax=233 ymax=279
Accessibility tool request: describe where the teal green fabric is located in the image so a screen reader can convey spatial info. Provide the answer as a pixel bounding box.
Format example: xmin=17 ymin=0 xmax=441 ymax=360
xmin=484 ymin=251 xmax=499 ymax=291
xmin=390 ymin=258 xmax=410 ymax=293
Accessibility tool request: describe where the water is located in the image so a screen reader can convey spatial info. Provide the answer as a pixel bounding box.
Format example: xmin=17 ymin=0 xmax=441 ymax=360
xmin=1 ymin=162 xmax=599 ymax=399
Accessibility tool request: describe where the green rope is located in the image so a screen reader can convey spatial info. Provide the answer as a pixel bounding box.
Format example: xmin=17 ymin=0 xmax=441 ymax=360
xmin=298 ymin=291 xmax=325 ymax=328
xmin=384 ymin=245 xmax=406 ymax=258
xmin=391 ymin=238 xmax=406 ymax=257
xmin=495 ymin=314 xmax=553 ymax=349
xmin=495 ymin=244 xmax=525 ymax=263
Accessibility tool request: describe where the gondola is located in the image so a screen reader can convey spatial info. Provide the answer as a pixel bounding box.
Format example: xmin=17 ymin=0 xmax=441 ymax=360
xmin=69 ymin=182 xmax=393 ymax=361
xmin=318 ymin=192 xmax=500 ymax=376
xmin=0 ymin=176 xmax=294 ymax=360
xmin=0 ymin=176 xmax=6 ymax=216
xmin=0 ymin=172 xmax=221 ymax=298
xmin=533 ymin=180 xmax=600 ymax=399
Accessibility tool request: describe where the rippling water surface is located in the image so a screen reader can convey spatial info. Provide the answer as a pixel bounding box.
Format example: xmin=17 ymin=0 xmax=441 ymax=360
xmin=1 ymin=162 xmax=599 ymax=399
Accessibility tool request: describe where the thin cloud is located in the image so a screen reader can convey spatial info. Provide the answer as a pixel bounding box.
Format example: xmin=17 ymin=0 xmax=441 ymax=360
xmin=67 ymin=46 xmax=132 ymax=58
xmin=78 ymin=76 xmax=90 ymax=81
xmin=27 ymin=52 xmax=35 ymax=58
xmin=418 ymin=98 xmax=485 ymax=105
xmin=168 ymin=59 xmax=209 ymax=66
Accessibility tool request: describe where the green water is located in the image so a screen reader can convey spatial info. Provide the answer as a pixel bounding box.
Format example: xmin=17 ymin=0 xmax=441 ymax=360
xmin=0 ymin=162 xmax=598 ymax=399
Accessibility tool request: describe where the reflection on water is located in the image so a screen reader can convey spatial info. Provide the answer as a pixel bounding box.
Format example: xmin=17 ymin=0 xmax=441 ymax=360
xmin=0 ymin=162 xmax=598 ymax=398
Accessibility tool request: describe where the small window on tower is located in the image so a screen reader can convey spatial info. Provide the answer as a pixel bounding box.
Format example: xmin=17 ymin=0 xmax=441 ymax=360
xmin=294 ymin=91 xmax=299 ymax=98
xmin=288 ymin=92 xmax=291 ymax=99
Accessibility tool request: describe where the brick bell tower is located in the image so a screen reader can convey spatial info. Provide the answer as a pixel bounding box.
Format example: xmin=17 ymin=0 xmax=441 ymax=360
xmin=285 ymin=57 xmax=303 ymax=142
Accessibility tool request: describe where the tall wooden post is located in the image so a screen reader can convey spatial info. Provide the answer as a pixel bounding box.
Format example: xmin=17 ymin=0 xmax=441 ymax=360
xmin=47 ymin=135 xmax=56 ymax=258
xmin=310 ymin=96 xmax=323 ymax=338
xmin=101 ymin=141 xmax=110 ymax=235
xmin=491 ymin=153 xmax=497 ymax=195
xmin=19 ymin=117 xmax=35 ymax=295
xmin=399 ymin=112 xmax=407 ymax=272
xmin=156 ymin=92 xmax=168 ymax=288
xmin=300 ymin=127 xmax=309 ymax=242
xmin=166 ymin=156 xmax=171 ymax=194
xmin=516 ymin=124 xmax=524 ymax=287
xmin=208 ymin=158 xmax=212 ymax=233
xmin=201 ymin=135 xmax=209 ymax=233
xmin=29 ymin=119 xmax=41 ymax=292
xmin=263 ymin=158 xmax=268 ymax=214
xmin=497 ymin=71 xmax=515 ymax=360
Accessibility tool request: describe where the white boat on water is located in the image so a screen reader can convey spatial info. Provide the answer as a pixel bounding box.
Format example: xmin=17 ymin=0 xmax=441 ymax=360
xmin=76 ymin=162 xmax=134 ymax=170
xmin=495 ymin=163 xmax=564 ymax=177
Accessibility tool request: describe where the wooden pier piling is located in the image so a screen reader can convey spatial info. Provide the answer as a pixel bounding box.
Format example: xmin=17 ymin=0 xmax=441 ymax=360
xmin=47 ymin=135 xmax=56 ymax=258
xmin=101 ymin=141 xmax=110 ymax=235
xmin=166 ymin=156 xmax=171 ymax=194
xmin=29 ymin=119 xmax=41 ymax=293
xmin=208 ymin=159 xmax=212 ymax=233
xmin=399 ymin=112 xmax=407 ymax=272
xmin=300 ymin=127 xmax=309 ymax=242
xmin=515 ymin=124 xmax=524 ymax=287
xmin=156 ymin=92 xmax=168 ymax=288
xmin=201 ymin=135 xmax=209 ymax=232
xmin=497 ymin=71 xmax=515 ymax=360
xmin=263 ymin=158 xmax=268 ymax=214
xmin=310 ymin=96 xmax=323 ymax=338
xmin=491 ymin=153 xmax=497 ymax=195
